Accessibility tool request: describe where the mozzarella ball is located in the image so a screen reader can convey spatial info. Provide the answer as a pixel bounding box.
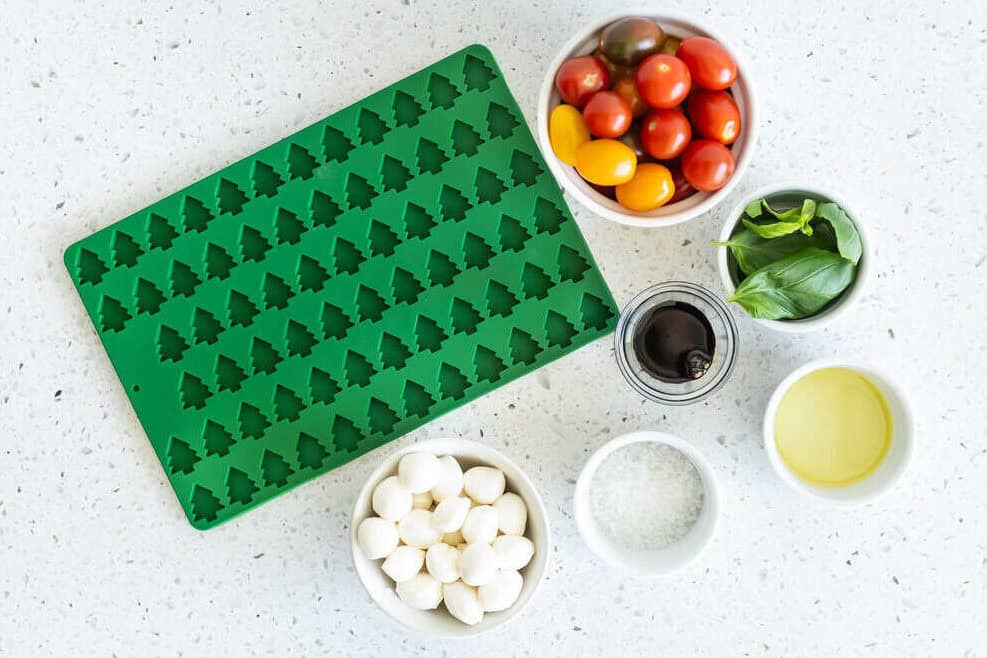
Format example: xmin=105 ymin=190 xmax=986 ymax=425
xmin=433 ymin=496 xmax=471 ymax=533
xmin=430 ymin=456 xmax=464 ymax=502
xmin=398 ymin=452 xmax=441 ymax=494
xmin=372 ymin=476 xmax=413 ymax=522
xmin=411 ymin=491 xmax=433 ymax=510
xmin=442 ymin=530 xmax=464 ymax=545
xmin=381 ymin=546 xmax=425 ymax=583
xmin=443 ymin=580 xmax=484 ymax=625
xmin=492 ymin=492 xmax=527 ymax=535
xmin=397 ymin=509 xmax=442 ymax=549
xmin=459 ymin=543 xmax=498 ymax=586
xmin=478 ymin=569 xmax=523 ymax=612
xmin=395 ymin=572 xmax=443 ymax=610
xmin=356 ymin=517 xmax=399 ymax=559
xmin=492 ymin=535 xmax=534 ymax=571
xmin=461 ymin=505 xmax=498 ymax=545
xmin=425 ymin=543 xmax=460 ymax=583
xmin=463 ymin=466 xmax=505 ymax=504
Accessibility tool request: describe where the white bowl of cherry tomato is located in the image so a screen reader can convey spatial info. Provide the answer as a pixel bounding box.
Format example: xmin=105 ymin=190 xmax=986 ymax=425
xmin=537 ymin=11 xmax=758 ymax=227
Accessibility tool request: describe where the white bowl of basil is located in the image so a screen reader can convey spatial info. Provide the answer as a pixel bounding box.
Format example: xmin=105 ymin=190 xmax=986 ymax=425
xmin=714 ymin=183 xmax=868 ymax=332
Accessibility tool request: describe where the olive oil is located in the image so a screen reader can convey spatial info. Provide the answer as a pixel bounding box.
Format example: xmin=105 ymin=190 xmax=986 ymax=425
xmin=775 ymin=368 xmax=892 ymax=487
xmin=632 ymin=302 xmax=714 ymax=383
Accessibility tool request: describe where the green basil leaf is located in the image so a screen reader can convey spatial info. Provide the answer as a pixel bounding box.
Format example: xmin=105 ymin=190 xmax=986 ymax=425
xmin=814 ymin=202 xmax=862 ymax=265
xmin=742 ymin=217 xmax=803 ymax=239
xmin=744 ymin=199 xmax=764 ymax=218
xmin=761 ymin=199 xmax=801 ymax=222
xmin=798 ymin=199 xmax=817 ymax=236
xmin=713 ymin=228 xmax=834 ymax=276
xmin=727 ymin=247 xmax=856 ymax=320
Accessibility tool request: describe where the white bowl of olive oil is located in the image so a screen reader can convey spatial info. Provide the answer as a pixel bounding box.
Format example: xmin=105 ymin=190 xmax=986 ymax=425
xmin=763 ymin=359 xmax=914 ymax=505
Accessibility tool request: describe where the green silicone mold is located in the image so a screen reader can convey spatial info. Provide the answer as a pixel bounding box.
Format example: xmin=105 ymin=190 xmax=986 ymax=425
xmin=63 ymin=45 xmax=618 ymax=529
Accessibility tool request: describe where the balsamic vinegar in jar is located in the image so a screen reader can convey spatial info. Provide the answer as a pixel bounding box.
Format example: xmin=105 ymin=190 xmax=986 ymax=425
xmin=632 ymin=302 xmax=715 ymax=383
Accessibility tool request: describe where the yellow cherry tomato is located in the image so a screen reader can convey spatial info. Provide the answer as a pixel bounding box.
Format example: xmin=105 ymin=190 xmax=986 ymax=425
xmin=574 ymin=139 xmax=637 ymax=186
xmin=549 ymin=104 xmax=591 ymax=165
xmin=615 ymin=163 xmax=675 ymax=211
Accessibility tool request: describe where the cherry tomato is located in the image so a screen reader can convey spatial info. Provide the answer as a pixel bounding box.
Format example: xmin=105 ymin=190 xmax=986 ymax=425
xmin=667 ymin=164 xmax=697 ymax=203
xmin=660 ymin=36 xmax=681 ymax=55
xmin=617 ymin=124 xmax=648 ymax=160
xmin=582 ymin=91 xmax=632 ymax=138
xmin=680 ymin=139 xmax=735 ymax=191
xmin=675 ymin=37 xmax=737 ymax=91
xmin=613 ymin=76 xmax=648 ymax=118
xmin=640 ymin=109 xmax=692 ymax=160
xmin=615 ymin=163 xmax=675 ymax=211
xmin=635 ymin=54 xmax=691 ymax=109
xmin=592 ymin=49 xmax=635 ymax=82
xmin=548 ymin=104 xmax=591 ymax=165
xmin=599 ymin=17 xmax=666 ymax=66
xmin=555 ymin=56 xmax=609 ymax=107
xmin=687 ymin=90 xmax=741 ymax=144
xmin=574 ymin=139 xmax=637 ymax=186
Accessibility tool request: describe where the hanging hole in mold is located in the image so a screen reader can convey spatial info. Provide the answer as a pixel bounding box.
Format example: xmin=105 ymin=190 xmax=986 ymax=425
xmin=310 ymin=190 xmax=341 ymax=228
xmin=227 ymin=290 xmax=259 ymax=327
xmin=438 ymin=362 xmax=469 ymax=400
xmin=332 ymin=415 xmax=363 ymax=453
xmin=274 ymin=385 xmax=305 ymax=422
xmin=545 ymin=310 xmax=577 ymax=348
xmin=380 ymin=155 xmax=412 ymax=192
xmin=416 ymin=138 xmax=448 ymax=175
xmin=321 ymin=302 xmax=352 ymax=340
xmin=203 ymin=419 xmax=235 ymax=456
xmin=76 ymin=248 xmax=109 ymax=285
xmin=498 ymin=214 xmax=530 ymax=253
xmin=356 ymin=285 xmax=387 ymax=322
xmin=380 ymin=332 xmax=411 ymax=370
xmin=393 ymin=90 xmax=424 ymax=127
xmin=369 ymin=220 xmax=399 ymax=257
xmin=391 ymin=267 xmax=424 ymax=305
xmin=251 ymin=337 xmax=282 ymax=375
xmin=402 ymin=380 xmax=435 ymax=419
xmin=147 ymin=213 xmax=178 ymax=251
xmin=463 ymin=53 xmax=497 ymax=91
xmin=112 ymin=230 xmax=144 ymax=268
xmin=427 ymin=250 xmax=460 ymax=288
xmin=415 ymin=315 xmax=448 ymax=353
xmin=462 ymin=232 xmax=494 ymax=269
xmin=345 ymin=173 xmax=376 ymax=210
xmin=485 ymin=280 xmax=518 ymax=318
xmin=179 ymin=372 xmax=211 ymax=410
xmin=474 ymin=167 xmax=506 ymax=205
xmin=509 ymin=150 xmax=543 ymax=187
xmin=403 ymin=202 xmax=435 ymax=239
xmin=252 ymin=161 xmax=284 ymax=198
xmin=297 ymin=432 xmax=329 ymax=469
xmin=275 ymin=208 xmax=305 ymax=245
xmin=217 ymin=177 xmax=248 ymax=215
xmin=170 ymin=260 xmax=201 ymax=297
xmin=261 ymin=450 xmax=295 ymax=488
xmin=285 ymin=320 xmax=316 ymax=357
xmin=521 ymin=263 xmax=553 ymax=300
xmin=557 ymin=244 xmax=590 ymax=282
xmin=132 ymin=385 xmax=140 ymax=392
xmin=450 ymin=120 xmax=483 ymax=157
xmin=427 ymin=72 xmax=460 ymax=109
xmin=239 ymin=402 xmax=271 ymax=439
xmin=99 ymin=295 xmax=131 ymax=333
xmin=157 ymin=325 xmax=189 ymax=362
xmin=357 ymin=108 xmax=388 ymax=145
xmin=183 ymin=196 xmax=213 ymax=233
xmin=227 ymin=467 xmax=259 ymax=505
xmin=509 ymin=328 xmax=540 ymax=366
xmin=135 ymin=278 xmax=166 ymax=315
xmin=580 ymin=292 xmax=615 ymax=331
xmin=287 ymin=143 xmax=318 ymax=180
xmin=205 ymin=242 xmax=235 ymax=280
xmin=310 ymin=367 xmax=341 ymax=405
xmin=240 ymin=225 xmax=271 ymax=263
xmin=474 ymin=345 xmax=506 ymax=383
xmin=263 ymin=273 xmax=293 ymax=310
xmin=486 ymin=102 xmax=519 ymax=140
xmin=450 ymin=298 xmax=482 ymax=335
xmin=215 ymin=354 xmax=246 ymax=392
xmin=344 ymin=350 xmax=377 ymax=388
xmin=297 ymin=254 xmax=330 ymax=292
xmin=439 ymin=185 xmax=472 ymax=222
xmin=322 ymin=124 xmax=354 ymax=163
xmin=192 ymin=307 xmax=223 ymax=344
xmin=190 ymin=485 xmax=223 ymax=523
xmin=167 ymin=436 xmax=200 ymax=475
xmin=368 ymin=397 xmax=399 ymax=435
xmin=534 ymin=197 xmax=566 ymax=234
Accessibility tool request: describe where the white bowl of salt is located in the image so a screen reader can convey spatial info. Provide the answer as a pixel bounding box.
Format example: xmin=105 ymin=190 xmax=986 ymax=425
xmin=573 ymin=431 xmax=720 ymax=575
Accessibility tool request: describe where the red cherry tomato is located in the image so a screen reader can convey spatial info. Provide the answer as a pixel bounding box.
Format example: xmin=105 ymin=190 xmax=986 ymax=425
xmin=640 ymin=109 xmax=692 ymax=160
xmin=582 ymin=91 xmax=633 ymax=138
xmin=555 ymin=56 xmax=610 ymax=107
xmin=680 ymin=139 xmax=735 ymax=191
xmin=675 ymin=37 xmax=737 ymax=91
xmin=667 ymin=164 xmax=697 ymax=203
xmin=687 ymin=90 xmax=741 ymax=144
xmin=635 ymin=54 xmax=691 ymax=109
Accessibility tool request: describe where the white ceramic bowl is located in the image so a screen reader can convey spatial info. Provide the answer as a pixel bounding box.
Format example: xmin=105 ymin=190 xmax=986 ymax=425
xmin=350 ymin=438 xmax=550 ymax=637
xmin=763 ymin=359 xmax=914 ymax=505
xmin=536 ymin=9 xmax=758 ymax=227
xmin=573 ymin=431 xmax=720 ymax=575
xmin=716 ymin=182 xmax=870 ymax=332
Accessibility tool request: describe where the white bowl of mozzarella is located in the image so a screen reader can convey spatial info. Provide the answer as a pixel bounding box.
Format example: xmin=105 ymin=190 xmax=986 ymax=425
xmin=349 ymin=438 xmax=550 ymax=637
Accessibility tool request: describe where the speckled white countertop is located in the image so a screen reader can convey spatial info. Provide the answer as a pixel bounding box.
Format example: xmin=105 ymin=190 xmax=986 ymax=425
xmin=2 ymin=0 xmax=985 ymax=655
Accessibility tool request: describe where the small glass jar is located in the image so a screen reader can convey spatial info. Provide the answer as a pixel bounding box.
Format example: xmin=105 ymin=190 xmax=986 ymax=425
xmin=614 ymin=281 xmax=739 ymax=405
